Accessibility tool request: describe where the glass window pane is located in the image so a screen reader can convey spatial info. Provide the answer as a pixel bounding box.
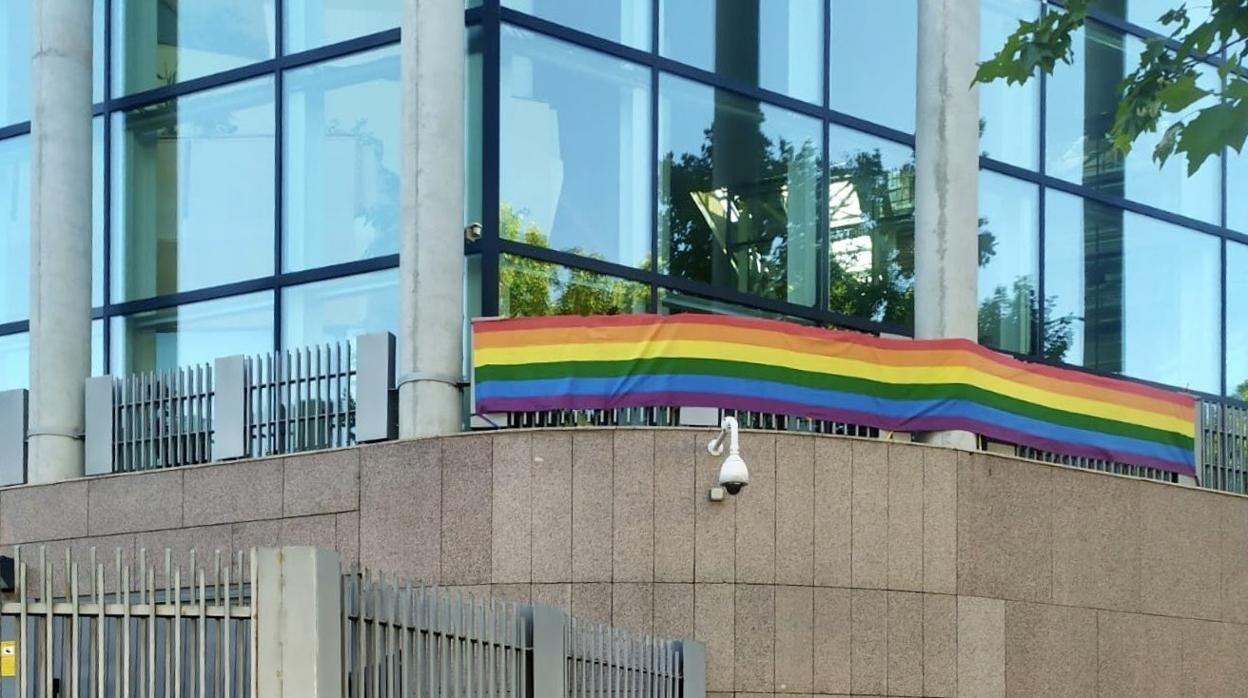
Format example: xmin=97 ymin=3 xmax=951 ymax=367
xmin=113 ymin=0 xmax=276 ymax=96
xmin=284 ymin=47 xmax=399 ymax=272
xmin=285 ymin=0 xmax=398 ymax=53
xmin=94 ymin=0 xmax=104 ymax=104
xmin=660 ymin=0 xmax=822 ymax=104
xmin=1046 ymin=22 xmax=1220 ymax=223
xmin=0 ymin=0 xmax=31 ymax=126
xmin=0 ymin=135 xmax=30 ymax=325
xmin=827 ymin=125 xmax=914 ymax=329
xmin=282 ymin=269 xmax=398 ymax=348
xmin=830 ymin=0 xmax=916 ymax=133
xmin=980 ymin=0 xmax=1039 ymax=169
xmin=112 ymin=78 xmax=275 ymax=301
xmin=508 ymin=0 xmax=650 ymax=50
xmin=501 ymin=28 xmax=650 ymax=269
xmin=93 ymin=118 xmax=104 ymax=307
xmin=0 ymin=332 xmax=27 ymax=391
xmin=659 ymin=74 xmax=820 ymax=307
xmin=1229 ymin=242 xmax=1248 ymax=400
xmin=658 ymin=288 xmax=812 ymax=324
xmin=499 ymin=255 xmax=649 ymax=317
xmin=110 ymin=292 xmax=274 ymax=373
xmin=92 ymin=319 xmax=103 ymax=376
xmin=1045 ymin=190 xmax=1220 ymax=392
xmin=977 ymin=170 xmax=1039 ymax=354
xmin=1227 ymin=149 xmax=1248 ymax=234
xmin=1091 ymin=0 xmax=1209 ymax=35
xmin=466 ymin=27 xmax=483 ymax=226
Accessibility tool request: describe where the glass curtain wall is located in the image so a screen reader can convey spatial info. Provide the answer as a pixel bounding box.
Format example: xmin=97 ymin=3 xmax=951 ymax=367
xmin=0 ymin=0 xmax=406 ymax=386
xmin=0 ymin=0 xmax=1245 ymax=402
xmin=488 ymin=0 xmax=1244 ymax=400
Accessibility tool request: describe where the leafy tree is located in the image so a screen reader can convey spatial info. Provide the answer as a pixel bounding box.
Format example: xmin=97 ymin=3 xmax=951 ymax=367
xmin=1235 ymin=378 xmax=1248 ymax=401
xmin=977 ymin=0 xmax=1248 ymax=174
xmin=978 ymin=278 xmax=1078 ymax=361
xmin=497 ymin=203 xmax=648 ymax=317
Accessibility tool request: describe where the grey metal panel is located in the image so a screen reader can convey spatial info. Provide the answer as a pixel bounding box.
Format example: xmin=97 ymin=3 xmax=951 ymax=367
xmin=355 ymin=332 xmax=396 ymax=443
xmin=214 ymin=355 xmax=248 ymax=461
xmin=84 ymin=375 xmax=114 ymax=476
xmin=679 ymin=640 xmax=706 ymax=698
xmin=527 ymin=604 xmax=565 ymax=697
xmin=0 ymin=389 xmax=27 ymax=486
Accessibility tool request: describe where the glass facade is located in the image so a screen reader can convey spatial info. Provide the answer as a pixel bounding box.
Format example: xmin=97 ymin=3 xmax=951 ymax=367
xmin=0 ymin=0 xmax=1243 ymax=404
xmin=0 ymin=0 xmax=406 ymax=383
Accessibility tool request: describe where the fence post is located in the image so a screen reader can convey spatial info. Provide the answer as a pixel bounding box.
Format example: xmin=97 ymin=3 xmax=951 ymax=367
xmin=255 ymin=546 xmax=343 ymax=697
xmin=528 ymin=604 xmax=567 ymax=697
xmin=214 ymin=355 xmax=248 ymax=461
xmin=0 ymin=389 xmax=28 ymax=486
xmin=356 ymin=333 xmax=396 ymax=443
xmin=679 ymin=639 xmax=706 ymax=698
xmin=84 ymin=376 xmax=114 ymax=476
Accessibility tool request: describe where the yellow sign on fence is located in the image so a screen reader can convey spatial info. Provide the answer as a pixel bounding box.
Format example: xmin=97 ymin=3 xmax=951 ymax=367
xmin=1 ymin=640 xmax=16 ymax=677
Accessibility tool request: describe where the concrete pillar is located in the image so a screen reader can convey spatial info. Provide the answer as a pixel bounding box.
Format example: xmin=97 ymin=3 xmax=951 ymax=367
xmin=27 ymin=0 xmax=93 ymax=483
xmin=254 ymin=547 xmax=342 ymax=697
xmin=397 ymin=0 xmax=465 ymax=438
xmin=915 ymin=0 xmax=980 ymax=450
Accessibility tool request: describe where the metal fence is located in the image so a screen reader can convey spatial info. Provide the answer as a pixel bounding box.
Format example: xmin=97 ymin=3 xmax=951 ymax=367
xmin=75 ymin=333 xmax=397 ymax=479
xmin=565 ymin=617 xmax=686 ymax=698
xmin=1197 ymin=398 xmax=1248 ymax=493
xmin=95 ymin=365 xmax=216 ymax=474
xmin=475 ymin=406 xmax=878 ymax=439
xmin=340 ymin=573 xmax=700 ymax=698
xmin=1 ymin=547 xmax=705 ymax=698
xmin=342 ymin=577 xmax=529 ymax=698
xmin=243 ymin=343 xmax=357 ymax=459
xmin=2 ymin=546 xmax=254 ymax=698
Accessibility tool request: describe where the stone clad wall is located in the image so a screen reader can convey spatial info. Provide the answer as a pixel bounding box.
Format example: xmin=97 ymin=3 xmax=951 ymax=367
xmin=1 ymin=428 xmax=1246 ymax=696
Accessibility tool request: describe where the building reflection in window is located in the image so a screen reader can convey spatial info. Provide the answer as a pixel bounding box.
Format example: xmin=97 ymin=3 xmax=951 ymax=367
xmin=659 ymin=74 xmax=820 ymax=307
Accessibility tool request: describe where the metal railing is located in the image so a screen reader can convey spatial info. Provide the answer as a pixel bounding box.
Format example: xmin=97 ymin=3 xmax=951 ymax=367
xmin=1197 ymin=398 xmax=1248 ymax=493
xmin=3 ymin=546 xmax=254 ymax=698
xmin=79 ymin=333 xmax=397 ymax=478
xmin=1014 ymin=445 xmax=1179 ymax=484
xmin=342 ymin=577 xmax=529 ymax=698
xmin=565 ymin=616 xmax=686 ymax=697
xmin=103 ymin=365 xmax=216 ymax=473
xmin=475 ymin=406 xmax=878 ymax=439
xmin=2 ymin=547 xmax=705 ymax=698
xmin=244 ymin=343 xmax=357 ymax=459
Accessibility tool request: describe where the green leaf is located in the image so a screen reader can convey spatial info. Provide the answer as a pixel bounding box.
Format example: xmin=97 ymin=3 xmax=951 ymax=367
xmin=1157 ymin=72 xmax=1210 ymax=112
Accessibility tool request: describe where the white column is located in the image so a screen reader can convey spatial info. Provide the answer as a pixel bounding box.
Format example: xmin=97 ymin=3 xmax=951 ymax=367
xmin=27 ymin=0 xmax=93 ymax=482
xmin=398 ymin=0 xmax=466 ymax=438
xmin=254 ymin=547 xmax=342 ymax=697
xmin=915 ymin=0 xmax=980 ymax=450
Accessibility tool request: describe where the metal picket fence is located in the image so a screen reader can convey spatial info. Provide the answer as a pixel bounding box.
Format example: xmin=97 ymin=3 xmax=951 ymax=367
xmin=101 ymin=365 xmax=216 ymax=473
xmin=2 ymin=546 xmax=254 ymax=698
xmin=340 ymin=573 xmax=701 ymax=698
xmin=342 ymin=577 xmax=529 ymax=698
xmin=1197 ymin=398 xmax=1248 ymax=493
xmin=244 ymin=342 xmax=357 ymax=458
xmin=80 ymin=334 xmax=397 ymax=478
xmin=564 ymin=617 xmax=685 ymax=698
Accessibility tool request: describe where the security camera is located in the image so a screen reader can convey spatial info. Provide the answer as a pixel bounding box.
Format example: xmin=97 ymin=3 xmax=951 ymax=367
xmin=464 ymin=222 xmax=483 ymax=242
xmin=707 ymin=416 xmax=749 ymax=497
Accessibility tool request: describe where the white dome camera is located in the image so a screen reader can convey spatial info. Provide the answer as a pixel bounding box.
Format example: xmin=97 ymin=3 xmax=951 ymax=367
xmin=708 ymin=416 xmax=749 ymax=495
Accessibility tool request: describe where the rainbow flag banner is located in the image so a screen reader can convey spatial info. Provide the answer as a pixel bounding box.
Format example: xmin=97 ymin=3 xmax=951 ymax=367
xmin=472 ymin=314 xmax=1197 ymax=477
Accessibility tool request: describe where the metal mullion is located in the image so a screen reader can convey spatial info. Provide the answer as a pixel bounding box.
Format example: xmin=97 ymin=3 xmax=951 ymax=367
xmin=102 ymin=30 xmax=400 ymax=115
xmin=0 ymin=122 xmax=30 ymax=140
xmin=1035 ymin=22 xmax=1049 ymax=360
xmin=0 ymin=320 xmax=30 ymax=336
xmin=480 ymin=0 xmax=502 ymax=317
xmin=816 ymin=0 xmax=831 ymax=316
xmin=274 ymin=0 xmax=286 ymax=356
